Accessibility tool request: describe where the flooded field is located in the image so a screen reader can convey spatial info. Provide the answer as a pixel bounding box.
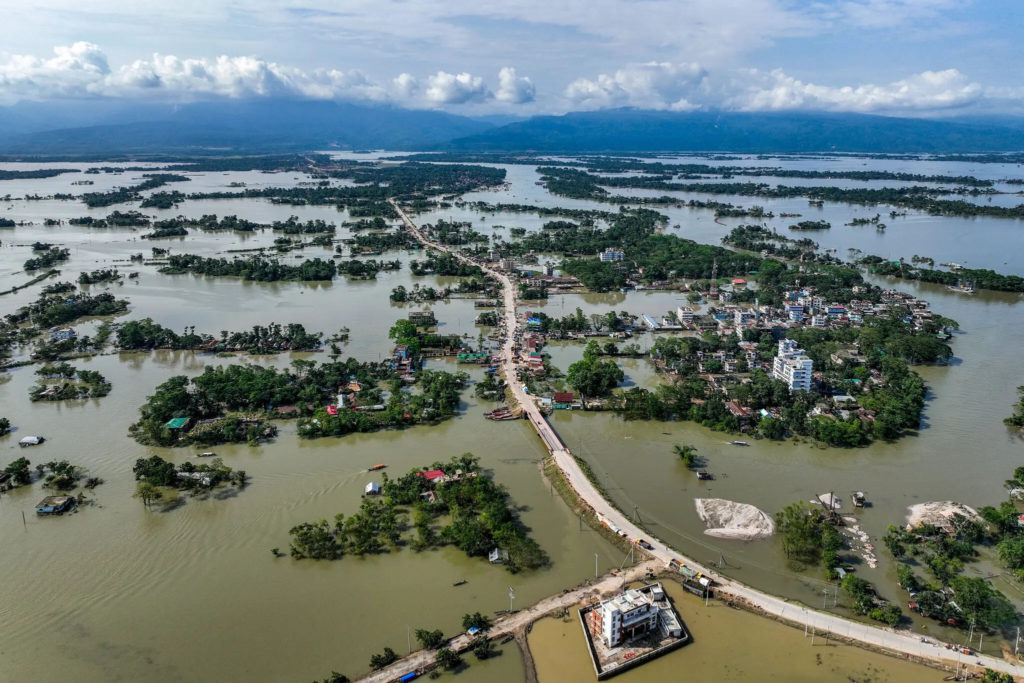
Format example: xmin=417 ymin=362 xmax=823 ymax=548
xmin=1 ymin=153 xmax=1023 ymax=680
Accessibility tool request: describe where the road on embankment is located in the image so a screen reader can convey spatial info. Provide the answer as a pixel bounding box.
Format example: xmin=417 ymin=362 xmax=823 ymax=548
xmin=386 ymin=199 xmax=1023 ymax=680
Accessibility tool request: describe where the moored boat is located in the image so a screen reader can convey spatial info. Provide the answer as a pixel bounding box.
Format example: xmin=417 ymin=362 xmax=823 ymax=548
xmin=728 ymin=440 xmax=749 ymax=446
xmin=197 ymin=451 xmax=216 ymax=457
xmin=368 ymin=464 xmax=387 ymax=471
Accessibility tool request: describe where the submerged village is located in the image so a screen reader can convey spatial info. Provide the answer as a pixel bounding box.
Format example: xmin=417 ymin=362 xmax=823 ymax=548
xmin=3 ymin=153 xmax=1024 ymax=682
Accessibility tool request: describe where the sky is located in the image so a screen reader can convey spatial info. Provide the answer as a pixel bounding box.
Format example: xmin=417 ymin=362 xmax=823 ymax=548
xmin=0 ymin=0 xmax=1021 ymax=117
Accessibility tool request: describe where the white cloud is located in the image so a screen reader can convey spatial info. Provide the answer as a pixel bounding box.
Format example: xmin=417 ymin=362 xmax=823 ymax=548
xmin=0 ymin=43 xmax=508 ymax=109
xmin=496 ymin=67 xmax=535 ymax=104
xmin=729 ymin=68 xmax=985 ymax=112
xmin=565 ymin=62 xmax=707 ymax=111
xmin=423 ymin=71 xmax=491 ymax=105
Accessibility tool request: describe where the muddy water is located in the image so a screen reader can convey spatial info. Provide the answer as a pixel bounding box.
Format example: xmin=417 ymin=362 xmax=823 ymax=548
xmin=1 ymin=156 xmax=1023 ymax=680
xmin=530 ymin=580 xmax=948 ymax=682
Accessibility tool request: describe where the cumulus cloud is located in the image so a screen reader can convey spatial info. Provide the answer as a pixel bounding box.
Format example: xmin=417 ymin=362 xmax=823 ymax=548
xmin=496 ymin=67 xmax=535 ymax=104
xmin=423 ymin=71 xmax=490 ymax=105
xmin=729 ymin=68 xmax=985 ymax=112
xmin=0 ymin=43 xmax=520 ymax=109
xmin=565 ymin=62 xmax=707 ymax=111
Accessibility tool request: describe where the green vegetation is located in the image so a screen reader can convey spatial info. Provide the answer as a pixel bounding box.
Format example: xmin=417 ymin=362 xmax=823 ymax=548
xmin=436 ymin=648 xmax=462 ymax=670
xmin=840 ymin=575 xmax=902 ymax=626
xmin=410 ymin=252 xmax=483 ymax=277
xmin=4 ymin=457 xmax=32 ymax=485
xmin=24 ymin=247 xmax=69 ymax=271
xmin=673 ymin=444 xmax=699 ymax=469
xmin=160 ymin=254 xmax=337 ymax=281
xmin=566 ymin=341 xmax=624 ymax=398
xmin=414 ymin=628 xmax=445 ymax=649
xmin=788 ymin=220 xmax=831 ymax=231
xmin=0 ymin=168 xmax=79 ymax=180
xmin=775 ymin=501 xmax=843 ymax=577
xmin=116 ymin=319 xmax=328 ymax=353
xmin=0 ymin=417 xmax=10 ymax=436
xmin=37 ymin=460 xmax=87 ymax=491
xmin=69 ymin=210 xmax=151 ymax=227
xmin=81 ymin=173 xmax=190 ymax=207
xmin=1005 ymin=387 xmax=1024 ymax=429
xmin=368 ymin=647 xmax=398 ymax=671
xmin=78 ymin=269 xmax=121 ymax=285
xmin=133 ymin=455 xmax=246 ymax=495
xmin=29 ymin=364 xmax=111 ymax=401
xmin=288 ymin=454 xmax=548 ymax=573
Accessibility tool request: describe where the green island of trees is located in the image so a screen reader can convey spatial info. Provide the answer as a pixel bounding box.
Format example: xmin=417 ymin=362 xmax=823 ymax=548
xmin=29 ymin=362 xmax=111 ymax=401
xmin=130 ymin=355 xmax=468 ymax=446
xmin=159 ymin=254 xmax=337 ymax=281
xmin=566 ymin=341 xmax=625 ymax=398
xmin=115 ymin=318 xmax=331 ymax=353
xmin=24 ymin=247 xmax=69 ymax=271
xmin=288 ymin=454 xmax=548 ymax=573
xmin=81 ymin=173 xmax=190 ymax=208
xmin=78 ymin=268 xmax=122 ymax=285
xmin=133 ymin=455 xmax=246 ymax=508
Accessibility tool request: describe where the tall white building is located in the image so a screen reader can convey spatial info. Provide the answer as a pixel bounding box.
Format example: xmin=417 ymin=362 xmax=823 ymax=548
xmin=599 ymin=248 xmax=624 ymax=262
xmin=772 ymin=339 xmax=813 ymax=392
xmin=598 ymin=588 xmax=659 ymax=647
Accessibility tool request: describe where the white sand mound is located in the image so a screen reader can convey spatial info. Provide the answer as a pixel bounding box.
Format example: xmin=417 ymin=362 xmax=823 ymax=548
xmin=906 ymin=501 xmax=982 ymax=529
xmin=695 ymin=498 xmax=775 ymax=541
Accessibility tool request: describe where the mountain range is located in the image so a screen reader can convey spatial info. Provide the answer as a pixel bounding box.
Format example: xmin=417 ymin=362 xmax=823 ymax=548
xmin=0 ymin=100 xmax=1022 ymax=156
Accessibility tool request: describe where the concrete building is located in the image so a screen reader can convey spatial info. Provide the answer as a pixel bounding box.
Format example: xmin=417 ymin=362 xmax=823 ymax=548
xmin=599 ymin=248 xmax=624 ymax=262
xmin=676 ymin=307 xmax=695 ymax=325
xmin=772 ymin=339 xmax=813 ymax=392
xmin=597 ymin=587 xmax=659 ymax=647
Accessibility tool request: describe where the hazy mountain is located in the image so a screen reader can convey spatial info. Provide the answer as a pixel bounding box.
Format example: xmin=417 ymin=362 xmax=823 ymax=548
xmin=0 ymin=100 xmax=494 ymax=155
xmin=447 ymin=109 xmax=1024 ymax=153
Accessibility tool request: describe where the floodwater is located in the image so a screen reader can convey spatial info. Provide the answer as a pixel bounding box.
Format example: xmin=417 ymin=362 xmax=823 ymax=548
xmin=0 ymin=154 xmax=1022 ymax=680
xmin=530 ymin=580 xmax=948 ymax=682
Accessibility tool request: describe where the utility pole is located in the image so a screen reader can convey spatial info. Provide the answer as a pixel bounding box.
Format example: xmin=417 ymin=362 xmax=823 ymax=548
xmin=633 ymin=505 xmax=641 ymax=524
xmin=508 ymin=586 xmax=515 ymax=613
xmin=595 ymin=553 xmax=599 ymax=578
xmin=407 ymin=624 xmax=411 ymax=654
xmin=1015 ymin=626 xmax=1020 ymax=658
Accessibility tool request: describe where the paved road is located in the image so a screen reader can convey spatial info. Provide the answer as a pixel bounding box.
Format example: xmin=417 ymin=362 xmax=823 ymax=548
xmin=387 ymin=199 xmax=1023 ymax=680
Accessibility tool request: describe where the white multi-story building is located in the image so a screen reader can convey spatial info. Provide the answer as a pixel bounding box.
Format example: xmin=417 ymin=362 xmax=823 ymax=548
xmin=676 ymin=307 xmax=695 ymax=325
xmin=773 ymin=339 xmax=813 ymax=392
xmin=598 ymin=588 xmax=659 ymax=647
xmin=599 ymin=248 xmax=624 ymax=262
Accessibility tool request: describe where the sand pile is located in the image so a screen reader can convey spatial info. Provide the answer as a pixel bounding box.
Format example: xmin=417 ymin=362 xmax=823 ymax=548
xmin=695 ymin=498 xmax=775 ymax=540
xmin=906 ymin=501 xmax=982 ymax=529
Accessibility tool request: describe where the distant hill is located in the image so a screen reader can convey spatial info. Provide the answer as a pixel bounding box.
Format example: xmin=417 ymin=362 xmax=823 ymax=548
xmin=446 ymin=110 xmax=1024 ymax=153
xmin=0 ymin=100 xmax=494 ymax=155
xmin=2 ymin=102 xmax=1023 ymax=155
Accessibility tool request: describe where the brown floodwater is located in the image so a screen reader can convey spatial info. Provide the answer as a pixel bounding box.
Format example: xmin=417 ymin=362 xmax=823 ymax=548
xmin=1 ymin=157 xmax=1023 ymax=681
xmin=530 ymin=580 xmax=949 ymax=682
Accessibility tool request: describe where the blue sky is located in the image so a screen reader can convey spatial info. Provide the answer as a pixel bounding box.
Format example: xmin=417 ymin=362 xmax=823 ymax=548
xmin=0 ymin=0 xmax=1020 ymax=115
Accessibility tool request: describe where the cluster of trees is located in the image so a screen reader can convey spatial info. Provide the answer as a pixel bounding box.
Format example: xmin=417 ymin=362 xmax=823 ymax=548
xmin=160 ymin=254 xmax=337 ymax=281
xmin=775 ymin=501 xmax=843 ymax=576
xmin=566 ymin=341 xmax=624 ymax=398
xmin=336 ymin=258 xmax=400 ymax=279
xmin=862 ymin=256 xmax=1024 ymax=294
xmin=29 ymin=363 xmax=111 ymax=401
xmin=722 ymin=225 xmax=836 ymax=265
xmin=133 ymin=455 xmax=246 ymax=506
xmin=788 ymin=220 xmax=831 ymax=231
xmin=884 ymin=510 xmax=1015 ymax=630
xmin=142 ymin=225 xmax=188 ymax=239
xmin=297 ymin=369 xmax=468 ymax=439
xmin=24 ymin=247 xmax=69 ymax=271
xmin=3 ymin=457 xmax=33 ymax=485
xmin=69 ymin=210 xmax=151 ymax=227
xmin=841 ymin=575 xmax=902 ymax=627
xmin=410 ymin=252 xmax=483 ymax=277
xmin=81 ymin=173 xmax=189 ymax=207
xmin=288 ymin=454 xmax=548 ymax=573
xmin=5 ymin=289 xmax=128 ymax=328
xmin=78 ymin=269 xmax=121 ymax=285
xmin=116 ymin=319 xmax=325 ymax=353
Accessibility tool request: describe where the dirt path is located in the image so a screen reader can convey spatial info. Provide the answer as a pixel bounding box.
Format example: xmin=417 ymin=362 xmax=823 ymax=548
xmin=384 ymin=199 xmax=1024 ymax=681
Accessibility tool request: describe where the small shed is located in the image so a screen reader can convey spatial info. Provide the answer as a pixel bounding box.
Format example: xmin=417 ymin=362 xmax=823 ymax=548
xmin=488 ymin=548 xmax=509 ymax=564
xmin=164 ymin=417 xmax=190 ymax=430
xmin=19 ymin=435 xmax=44 ymax=447
xmin=36 ymin=495 xmax=74 ymax=515
xmin=365 ymin=482 xmax=381 ymax=496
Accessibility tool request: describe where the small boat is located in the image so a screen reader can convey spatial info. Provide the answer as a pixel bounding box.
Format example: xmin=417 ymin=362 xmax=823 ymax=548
xmin=368 ymin=464 xmax=387 ymax=471
xmin=851 ymin=491 xmax=866 ymax=508
xmin=500 ymin=635 xmax=514 ymax=645
xmin=728 ymin=440 xmax=749 ymax=446
xmin=197 ymin=452 xmax=216 ymax=458
xmin=453 ymin=579 xmax=468 ymax=587
xmin=696 ymin=471 xmax=713 ymax=481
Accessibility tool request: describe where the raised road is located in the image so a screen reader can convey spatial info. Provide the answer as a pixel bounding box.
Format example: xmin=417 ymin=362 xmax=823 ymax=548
xmin=384 ymin=199 xmax=1022 ymax=681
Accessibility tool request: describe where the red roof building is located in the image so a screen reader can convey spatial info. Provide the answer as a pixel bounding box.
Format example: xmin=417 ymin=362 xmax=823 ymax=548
xmin=553 ymin=392 xmax=575 ymax=403
xmin=416 ymin=469 xmax=447 ymax=483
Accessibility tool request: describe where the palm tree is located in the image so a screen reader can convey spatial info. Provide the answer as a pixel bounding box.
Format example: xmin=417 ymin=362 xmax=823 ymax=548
xmin=673 ymin=444 xmax=698 ymax=468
